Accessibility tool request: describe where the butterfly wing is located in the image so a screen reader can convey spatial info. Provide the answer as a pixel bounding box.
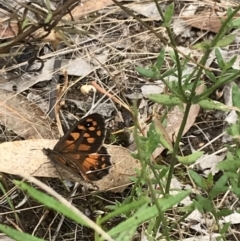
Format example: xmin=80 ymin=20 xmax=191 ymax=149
xmin=54 ymin=113 xmax=106 ymax=153
xmin=43 ymin=113 xmax=112 ymax=181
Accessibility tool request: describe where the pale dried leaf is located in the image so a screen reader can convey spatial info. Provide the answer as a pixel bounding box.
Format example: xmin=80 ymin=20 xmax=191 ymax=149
xmin=181 ymin=4 xmax=197 ymax=17
xmin=191 ymin=153 xmax=226 ymax=176
xmin=172 ymin=17 xmax=191 ymax=37
xmin=128 ymin=2 xmax=164 ymax=20
xmin=0 ymin=89 xmax=58 ymax=139
xmin=0 ymin=139 xmax=140 ymax=192
xmin=0 ymin=59 xmax=55 ymax=93
xmin=141 ymin=84 xmax=164 ymax=97
xmin=64 ymin=0 xmax=122 ymax=20
xmin=181 ymin=11 xmax=227 ymax=33
xmin=0 ymin=236 xmax=16 ymax=241
xmin=61 ymin=58 xmax=92 ymax=76
xmin=221 ymin=212 xmax=240 ymax=225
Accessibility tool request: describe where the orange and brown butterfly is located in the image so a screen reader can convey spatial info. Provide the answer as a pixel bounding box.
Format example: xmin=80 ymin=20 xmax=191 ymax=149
xmin=43 ymin=113 xmax=112 ymax=181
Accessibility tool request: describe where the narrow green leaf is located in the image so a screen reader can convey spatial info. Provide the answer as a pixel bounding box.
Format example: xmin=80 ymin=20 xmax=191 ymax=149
xmin=188 ymin=170 xmax=208 ymax=190
xmin=232 ymin=82 xmax=240 ymax=109
xmin=101 ymin=197 xmax=149 ymax=223
xmin=135 ymin=67 xmax=157 ymax=78
xmin=21 ymin=18 xmax=30 ymax=29
xmin=226 ymin=55 xmax=237 ymax=69
xmin=164 ymin=3 xmax=174 ymax=23
xmin=192 ymin=40 xmax=211 ymax=50
xmin=204 ymin=69 xmax=217 ymax=82
xmin=109 ymin=191 xmax=190 ymax=237
xmin=198 ymin=99 xmax=228 ymax=111
xmin=218 ymin=153 xmax=240 ymax=171
xmin=0 ymin=224 xmax=45 ymax=241
xmin=146 ymin=122 xmax=161 ymax=154
xmin=177 ymin=151 xmax=204 ymax=165
xmin=155 ymin=48 xmax=165 ymax=69
xmin=226 ymin=123 xmax=240 ymax=137
xmin=216 ymin=34 xmax=236 ymax=47
xmin=209 ymin=175 xmax=229 ymax=199
xmin=215 ymin=48 xmax=225 ymax=69
xmin=220 ymin=223 xmax=231 ymax=235
xmin=231 ymin=18 xmax=240 ymax=28
xmin=230 ymin=181 xmax=240 ymax=197
xmin=195 ymin=195 xmax=214 ymax=212
xmin=148 ymin=94 xmax=182 ymax=106
xmin=217 ymin=209 xmax=233 ymax=218
xmin=135 ymin=67 xmax=160 ymax=79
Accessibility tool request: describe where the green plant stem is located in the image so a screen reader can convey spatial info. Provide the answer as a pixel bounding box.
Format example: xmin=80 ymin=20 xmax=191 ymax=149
xmin=146 ymin=177 xmax=170 ymax=241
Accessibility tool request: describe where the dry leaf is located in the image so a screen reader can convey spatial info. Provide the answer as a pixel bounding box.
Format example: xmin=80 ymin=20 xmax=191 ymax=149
xmin=181 ymin=12 xmax=227 ymax=33
xmin=64 ymin=0 xmax=122 ymax=20
xmin=0 ymin=59 xmax=55 ymax=93
xmin=0 ymin=139 xmax=140 ymax=192
xmin=128 ymin=2 xmax=164 ymax=20
xmin=0 ymin=89 xmax=58 ymax=139
xmin=0 ymin=236 xmax=16 ymax=241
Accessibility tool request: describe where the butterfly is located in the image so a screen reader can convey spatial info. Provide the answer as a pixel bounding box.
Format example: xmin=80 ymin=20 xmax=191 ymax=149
xmin=43 ymin=113 xmax=112 ymax=181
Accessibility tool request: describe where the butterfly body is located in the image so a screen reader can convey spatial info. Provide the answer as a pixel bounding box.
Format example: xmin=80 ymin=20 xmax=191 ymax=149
xmin=43 ymin=113 xmax=112 ymax=181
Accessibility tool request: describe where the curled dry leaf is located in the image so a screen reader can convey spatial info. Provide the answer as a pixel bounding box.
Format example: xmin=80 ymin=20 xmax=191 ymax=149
xmin=0 ymin=89 xmax=58 ymax=139
xmin=0 ymin=139 xmax=140 ymax=192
